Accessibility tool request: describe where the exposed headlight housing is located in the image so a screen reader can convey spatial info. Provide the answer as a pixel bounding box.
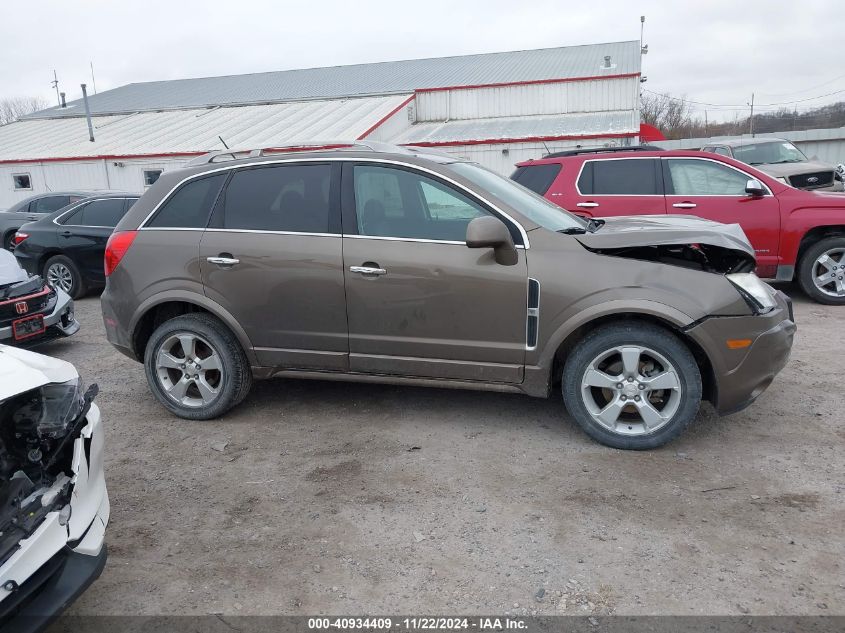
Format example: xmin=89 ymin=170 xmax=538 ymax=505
xmin=726 ymin=273 xmax=777 ymax=314
xmin=31 ymin=378 xmax=86 ymax=438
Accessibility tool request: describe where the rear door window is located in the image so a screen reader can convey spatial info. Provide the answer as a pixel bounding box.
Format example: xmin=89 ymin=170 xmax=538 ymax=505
xmin=147 ymin=174 xmax=227 ymax=228
xmin=577 ymin=159 xmax=662 ymax=195
xmin=217 ymin=164 xmax=333 ymax=233
xmin=510 ymin=164 xmax=561 ymax=195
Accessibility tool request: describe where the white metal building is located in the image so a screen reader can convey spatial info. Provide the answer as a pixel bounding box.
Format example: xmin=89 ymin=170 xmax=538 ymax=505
xmin=0 ymin=41 xmax=642 ymax=208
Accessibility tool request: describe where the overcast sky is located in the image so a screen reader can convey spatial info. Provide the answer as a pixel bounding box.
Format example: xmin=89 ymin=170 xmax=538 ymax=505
xmin=2 ymin=0 xmax=843 ymax=122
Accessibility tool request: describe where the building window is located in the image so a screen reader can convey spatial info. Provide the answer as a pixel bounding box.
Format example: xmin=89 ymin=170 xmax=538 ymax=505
xmin=143 ymin=169 xmax=163 ymax=187
xmin=12 ymin=174 xmax=32 ymax=190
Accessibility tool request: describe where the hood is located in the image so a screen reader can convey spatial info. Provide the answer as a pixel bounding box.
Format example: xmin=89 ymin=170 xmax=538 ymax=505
xmin=576 ymin=215 xmax=755 ymax=256
xmin=0 ymin=345 xmax=78 ymax=401
xmin=756 ymin=160 xmax=833 ymax=178
xmin=574 ymin=215 xmax=756 ymax=275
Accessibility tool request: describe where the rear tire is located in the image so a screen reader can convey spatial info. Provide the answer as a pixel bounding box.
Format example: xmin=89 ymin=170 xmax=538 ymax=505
xmin=3 ymin=232 xmax=14 ymax=251
xmin=144 ymin=313 xmax=253 ymax=420
xmin=797 ymin=236 xmax=845 ymax=305
xmin=44 ymin=255 xmax=86 ymax=299
xmin=562 ymin=321 xmax=702 ymax=450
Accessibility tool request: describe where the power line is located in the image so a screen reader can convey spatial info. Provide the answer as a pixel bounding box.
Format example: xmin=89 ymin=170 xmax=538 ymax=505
xmin=756 ymin=72 xmax=845 ymax=98
xmin=642 ymin=87 xmax=845 ymax=108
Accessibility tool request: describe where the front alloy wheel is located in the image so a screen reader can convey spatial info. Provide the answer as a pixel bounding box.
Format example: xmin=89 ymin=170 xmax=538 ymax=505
xmin=580 ymin=345 xmax=683 ymax=436
xmin=562 ymin=322 xmax=702 ymax=450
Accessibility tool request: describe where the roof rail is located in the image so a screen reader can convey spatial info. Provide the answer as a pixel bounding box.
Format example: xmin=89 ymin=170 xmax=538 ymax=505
xmin=185 ymin=140 xmax=415 ymax=166
xmin=543 ymin=144 xmax=664 ymax=159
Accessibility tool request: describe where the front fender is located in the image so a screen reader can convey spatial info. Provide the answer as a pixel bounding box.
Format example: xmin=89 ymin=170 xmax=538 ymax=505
xmin=535 ymin=297 xmax=694 ymax=371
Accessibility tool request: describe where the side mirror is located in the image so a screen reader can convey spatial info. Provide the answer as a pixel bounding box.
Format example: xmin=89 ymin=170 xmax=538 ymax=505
xmin=466 ymin=216 xmax=518 ymax=266
xmin=745 ymin=178 xmax=765 ymax=197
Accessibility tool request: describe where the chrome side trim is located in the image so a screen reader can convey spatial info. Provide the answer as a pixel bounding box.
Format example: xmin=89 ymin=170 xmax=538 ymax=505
xmin=203 ymin=228 xmax=340 ymax=238
xmin=526 ymin=278 xmax=540 ymax=351
xmin=136 ymin=157 xmax=531 ymax=248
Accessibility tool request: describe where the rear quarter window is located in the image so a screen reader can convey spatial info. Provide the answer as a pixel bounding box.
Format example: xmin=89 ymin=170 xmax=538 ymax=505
xmin=510 ymin=164 xmax=561 ymax=195
xmin=146 ymin=173 xmax=227 ymax=228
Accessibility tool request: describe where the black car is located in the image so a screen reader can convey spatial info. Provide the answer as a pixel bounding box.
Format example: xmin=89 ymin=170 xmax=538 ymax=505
xmin=13 ymin=193 xmax=140 ymax=299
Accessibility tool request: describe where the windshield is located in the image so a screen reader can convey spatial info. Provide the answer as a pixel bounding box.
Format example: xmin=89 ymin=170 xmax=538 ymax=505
xmin=732 ymin=141 xmax=807 ymax=166
xmin=450 ymin=162 xmax=587 ymax=232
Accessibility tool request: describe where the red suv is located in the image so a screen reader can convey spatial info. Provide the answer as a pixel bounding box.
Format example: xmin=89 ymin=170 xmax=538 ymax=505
xmin=513 ymin=147 xmax=845 ymax=305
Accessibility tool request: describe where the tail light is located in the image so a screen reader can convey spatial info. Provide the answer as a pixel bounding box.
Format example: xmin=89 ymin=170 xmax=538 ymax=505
xmin=104 ymin=230 xmax=138 ymax=276
xmin=12 ymin=232 xmax=28 ymax=247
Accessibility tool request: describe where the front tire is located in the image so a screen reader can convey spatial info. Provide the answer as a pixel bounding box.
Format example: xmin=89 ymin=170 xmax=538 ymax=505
xmin=144 ymin=313 xmax=253 ymax=420
xmin=562 ymin=321 xmax=702 ymax=450
xmin=797 ymin=237 xmax=845 ymax=305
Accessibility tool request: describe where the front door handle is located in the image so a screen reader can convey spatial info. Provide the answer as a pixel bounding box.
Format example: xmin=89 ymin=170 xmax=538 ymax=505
xmin=27 ymin=215 xmax=39 ymax=221
xmin=350 ymin=265 xmax=387 ymax=276
xmin=207 ymin=255 xmax=240 ymax=266
xmin=576 ymin=202 xmax=599 ymax=208
xmin=672 ymin=202 xmax=697 ymax=209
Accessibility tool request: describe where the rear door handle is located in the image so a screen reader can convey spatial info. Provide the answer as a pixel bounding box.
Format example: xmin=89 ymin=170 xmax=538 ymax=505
xmin=576 ymin=202 xmax=599 ymax=208
xmin=27 ymin=215 xmax=39 ymax=220
xmin=207 ymin=256 xmax=240 ymax=266
xmin=350 ymin=265 xmax=387 ymax=276
xmin=59 ymin=230 xmax=73 ymax=237
xmin=672 ymin=202 xmax=697 ymax=209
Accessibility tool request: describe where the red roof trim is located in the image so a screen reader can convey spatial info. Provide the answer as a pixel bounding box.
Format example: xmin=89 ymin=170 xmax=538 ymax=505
xmin=404 ymin=132 xmax=639 ymax=148
xmin=415 ymin=72 xmax=640 ymax=94
xmin=357 ymin=94 xmax=416 ymax=140
xmin=0 ymin=151 xmax=206 ymax=166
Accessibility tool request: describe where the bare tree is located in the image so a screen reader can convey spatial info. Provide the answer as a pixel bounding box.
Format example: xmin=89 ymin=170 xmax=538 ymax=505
xmin=640 ymin=92 xmax=697 ymax=139
xmin=0 ymin=96 xmax=50 ymax=126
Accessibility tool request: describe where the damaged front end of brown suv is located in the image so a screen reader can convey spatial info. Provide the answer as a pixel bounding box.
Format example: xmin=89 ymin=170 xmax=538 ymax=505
xmin=101 ymin=144 xmax=795 ymax=450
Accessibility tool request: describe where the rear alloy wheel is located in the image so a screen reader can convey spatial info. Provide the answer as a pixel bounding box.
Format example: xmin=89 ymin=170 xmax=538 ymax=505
xmin=44 ymin=255 xmax=86 ymax=299
xmin=144 ymin=313 xmax=252 ymax=420
xmin=798 ymin=237 xmax=845 ymax=305
xmin=562 ymin=322 xmax=702 ymax=450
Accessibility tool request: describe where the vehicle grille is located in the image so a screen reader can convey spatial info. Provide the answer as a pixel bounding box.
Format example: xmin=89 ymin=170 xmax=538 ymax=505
xmin=0 ymin=287 xmax=57 ymax=328
xmin=789 ymin=171 xmax=834 ymax=189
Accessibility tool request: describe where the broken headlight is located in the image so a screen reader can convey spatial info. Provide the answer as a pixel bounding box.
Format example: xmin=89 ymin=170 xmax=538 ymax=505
xmin=726 ymin=273 xmax=776 ymax=314
xmin=12 ymin=378 xmax=87 ymax=439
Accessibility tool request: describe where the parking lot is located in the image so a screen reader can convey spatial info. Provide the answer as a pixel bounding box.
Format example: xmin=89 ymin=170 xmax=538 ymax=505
xmin=44 ymin=283 xmax=843 ymax=617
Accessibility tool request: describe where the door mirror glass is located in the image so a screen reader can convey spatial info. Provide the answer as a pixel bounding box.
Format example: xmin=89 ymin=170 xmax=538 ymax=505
xmin=745 ymin=178 xmax=766 ymax=197
xmin=466 ymin=216 xmax=517 ymax=265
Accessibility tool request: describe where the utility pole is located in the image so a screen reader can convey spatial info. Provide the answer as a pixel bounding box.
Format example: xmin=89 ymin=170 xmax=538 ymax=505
xmin=51 ymin=70 xmax=60 ymax=106
xmin=705 ymin=110 xmax=709 ymax=137
xmin=749 ymin=93 xmax=755 ymax=137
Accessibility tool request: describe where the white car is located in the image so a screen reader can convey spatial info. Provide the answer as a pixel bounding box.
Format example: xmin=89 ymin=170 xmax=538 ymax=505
xmin=0 ymin=345 xmax=108 ymax=632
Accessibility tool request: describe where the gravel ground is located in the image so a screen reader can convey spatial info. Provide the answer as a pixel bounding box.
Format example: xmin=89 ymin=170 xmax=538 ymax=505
xmin=42 ymin=283 xmax=844 ymax=617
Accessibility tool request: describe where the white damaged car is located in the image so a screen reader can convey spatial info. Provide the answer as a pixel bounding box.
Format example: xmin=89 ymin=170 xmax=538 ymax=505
xmin=0 ymin=345 xmax=108 ymax=632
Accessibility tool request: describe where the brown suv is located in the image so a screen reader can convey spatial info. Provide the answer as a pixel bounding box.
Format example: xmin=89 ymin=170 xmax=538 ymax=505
xmin=101 ymin=142 xmax=796 ymax=450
